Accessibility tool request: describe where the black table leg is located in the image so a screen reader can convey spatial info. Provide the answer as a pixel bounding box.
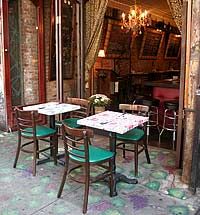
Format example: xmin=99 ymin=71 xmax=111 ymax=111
xmin=109 ymin=132 xmax=118 ymax=196
xmin=49 ymin=115 xmax=58 ymax=156
xmin=109 ymin=132 xmax=138 ymax=197
xmin=49 ymin=115 xmax=55 ymax=129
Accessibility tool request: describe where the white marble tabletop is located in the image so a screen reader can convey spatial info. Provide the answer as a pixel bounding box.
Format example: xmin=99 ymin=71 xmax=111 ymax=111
xmin=23 ymin=102 xmax=80 ymax=116
xmin=77 ymin=110 xmax=148 ymax=134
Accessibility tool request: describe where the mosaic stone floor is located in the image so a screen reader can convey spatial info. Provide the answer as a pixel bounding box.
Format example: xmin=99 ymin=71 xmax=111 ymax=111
xmin=0 ymin=131 xmax=200 ymax=215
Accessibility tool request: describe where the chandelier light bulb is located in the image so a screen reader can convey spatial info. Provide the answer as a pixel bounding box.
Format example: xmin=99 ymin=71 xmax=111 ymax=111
xmin=121 ymin=2 xmax=151 ymax=36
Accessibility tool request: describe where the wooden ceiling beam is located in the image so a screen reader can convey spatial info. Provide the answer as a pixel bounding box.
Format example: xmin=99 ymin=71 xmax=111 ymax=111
xmin=108 ymin=0 xmax=175 ymax=25
xmin=108 ymin=0 xmax=130 ymax=12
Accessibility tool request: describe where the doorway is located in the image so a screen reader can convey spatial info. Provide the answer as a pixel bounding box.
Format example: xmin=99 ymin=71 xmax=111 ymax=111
xmin=90 ymin=3 xmax=185 ymax=168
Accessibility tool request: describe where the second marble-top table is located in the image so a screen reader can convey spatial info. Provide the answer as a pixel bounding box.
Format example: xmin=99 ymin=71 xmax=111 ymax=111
xmin=78 ymin=110 xmax=148 ymax=196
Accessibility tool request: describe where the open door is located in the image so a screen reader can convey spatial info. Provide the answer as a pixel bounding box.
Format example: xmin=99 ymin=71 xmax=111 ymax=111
xmin=175 ymin=1 xmax=188 ymax=168
xmin=2 ymin=0 xmax=45 ymax=130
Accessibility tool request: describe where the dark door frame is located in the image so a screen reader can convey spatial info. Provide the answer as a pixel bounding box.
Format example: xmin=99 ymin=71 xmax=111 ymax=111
xmin=176 ymin=1 xmax=187 ymax=168
xmin=2 ymin=0 xmax=45 ymax=130
xmin=2 ymin=0 xmax=12 ymax=130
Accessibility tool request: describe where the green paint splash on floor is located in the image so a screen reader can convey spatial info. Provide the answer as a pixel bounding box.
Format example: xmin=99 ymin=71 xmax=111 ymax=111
xmin=145 ymin=181 xmax=160 ymax=191
xmin=150 ymin=151 xmax=159 ymax=156
xmin=1 ymin=209 xmax=20 ymax=215
xmin=53 ymin=205 xmax=72 ymax=214
xmin=168 ymin=205 xmax=190 ymax=215
xmin=142 ymin=162 xmax=156 ymax=169
xmin=167 ymin=188 xmax=186 ymax=199
xmin=88 ymin=195 xmax=101 ymax=204
xmin=111 ymin=197 xmax=126 ymax=207
xmin=118 ymin=182 xmax=136 ymax=190
xmin=151 ymin=171 xmax=168 ymax=180
xmin=102 ymin=209 xmax=123 ymax=215
xmin=29 ymin=199 xmax=41 ymax=208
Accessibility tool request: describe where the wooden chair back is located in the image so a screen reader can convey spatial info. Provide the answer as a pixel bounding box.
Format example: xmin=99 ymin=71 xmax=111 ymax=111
xmin=14 ymin=107 xmax=40 ymax=138
xmin=62 ymin=124 xmax=94 ymax=163
xmin=66 ymin=97 xmax=91 ymax=118
xmin=119 ymin=104 xmax=149 ymax=116
xmin=13 ymin=106 xmax=57 ymax=176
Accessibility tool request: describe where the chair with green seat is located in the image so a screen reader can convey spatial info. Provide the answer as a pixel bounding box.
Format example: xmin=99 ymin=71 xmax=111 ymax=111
xmin=116 ymin=104 xmax=151 ymax=176
xmin=13 ymin=107 xmax=57 ymax=176
xmin=57 ymin=124 xmax=114 ymax=214
xmin=62 ymin=97 xmax=91 ymax=128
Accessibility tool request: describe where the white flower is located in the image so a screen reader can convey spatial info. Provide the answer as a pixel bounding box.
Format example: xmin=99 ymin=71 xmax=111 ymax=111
xmin=89 ymin=94 xmax=111 ymax=107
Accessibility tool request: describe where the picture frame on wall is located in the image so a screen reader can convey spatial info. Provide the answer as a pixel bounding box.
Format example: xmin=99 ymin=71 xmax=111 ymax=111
xmin=114 ymin=58 xmax=130 ymax=76
xmin=105 ymin=19 xmax=132 ymax=58
xmin=165 ymin=33 xmax=181 ymax=59
xmin=139 ymin=28 xmax=164 ymax=59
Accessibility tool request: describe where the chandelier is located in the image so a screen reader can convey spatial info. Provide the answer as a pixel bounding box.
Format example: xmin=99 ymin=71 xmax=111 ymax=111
xmin=121 ymin=1 xmax=151 ymax=36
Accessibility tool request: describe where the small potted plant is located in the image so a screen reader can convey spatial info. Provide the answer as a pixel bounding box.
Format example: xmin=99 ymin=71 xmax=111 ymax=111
xmin=88 ymin=94 xmax=111 ymax=114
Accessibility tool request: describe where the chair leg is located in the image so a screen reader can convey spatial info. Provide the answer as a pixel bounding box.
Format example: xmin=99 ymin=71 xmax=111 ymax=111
xmin=36 ymin=140 xmax=39 ymax=159
xmin=146 ymin=126 xmax=149 ymax=145
xmin=52 ymin=135 xmax=57 ymax=165
xmin=122 ymin=143 xmax=126 ymax=158
xmin=33 ymin=140 xmax=37 ymax=176
xmin=83 ymin=164 xmax=90 ymax=214
xmin=134 ymin=143 xmax=138 ymax=176
xmin=144 ymin=139 xmax=151 ymax=164
xmin=159 ymin=128 xmax=165 ymax=147
xmin=109 ymin=158 xmax=114 ymax=197
xmin=57 ymin=156 xmax=69 ymax=198
xmin=13 ymin=134 xmax=21 ymax=168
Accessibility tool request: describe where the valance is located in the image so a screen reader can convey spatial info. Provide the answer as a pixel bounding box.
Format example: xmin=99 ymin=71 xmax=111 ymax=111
xmin=167 ymin=0 xmax=183 ymax=32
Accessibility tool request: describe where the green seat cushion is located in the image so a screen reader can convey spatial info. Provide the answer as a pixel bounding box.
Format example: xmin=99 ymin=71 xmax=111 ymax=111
xmin=22 ymin=125 xmax=56 ymax=137
xmin=63 ymin=118 xmax=82 ymax=128
xmin=117 ymin=128 xmax=144 ymax=141
xmin=70 ymin=145 xmax=114 ymax=163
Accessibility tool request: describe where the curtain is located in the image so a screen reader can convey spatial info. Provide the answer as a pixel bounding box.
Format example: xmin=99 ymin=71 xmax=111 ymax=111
xmin=166 ymin=0 xmax=183 ymax=32
xmin=85 ymin=0 xmax=108 ymax=82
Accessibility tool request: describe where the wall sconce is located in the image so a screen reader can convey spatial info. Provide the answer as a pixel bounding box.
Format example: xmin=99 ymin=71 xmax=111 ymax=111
xmin=98 ymin=70 xmax=107 ymax=79
xmin=98 ymin=49 xmax=105 ymax=58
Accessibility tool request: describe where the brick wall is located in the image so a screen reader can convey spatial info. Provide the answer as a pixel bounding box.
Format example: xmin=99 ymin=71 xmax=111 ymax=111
xmin=18 ymin=0 xmax=76 ymax=105
xmin=20 ymin=0 xmax=39 ymax=104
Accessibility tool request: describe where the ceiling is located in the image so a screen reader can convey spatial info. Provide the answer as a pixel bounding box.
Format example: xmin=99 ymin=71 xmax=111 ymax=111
xmin=108 ymin=0 xmax=176 ymax=26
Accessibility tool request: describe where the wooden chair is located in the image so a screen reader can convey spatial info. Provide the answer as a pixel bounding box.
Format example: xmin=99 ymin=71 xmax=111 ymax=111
xmin=57 ymin=97 xmax=91 ymax=129
xmin=57 ymin=124 xmax=114 ymax=214
xmin=13 ymin=107 xmax=57 ymax=176
xmin=116 ymin=104 xmax=151 ymax=176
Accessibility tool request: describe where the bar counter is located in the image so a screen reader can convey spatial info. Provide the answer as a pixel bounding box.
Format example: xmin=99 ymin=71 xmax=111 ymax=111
xmin=144 ymin=79 xmax=180 ymax=89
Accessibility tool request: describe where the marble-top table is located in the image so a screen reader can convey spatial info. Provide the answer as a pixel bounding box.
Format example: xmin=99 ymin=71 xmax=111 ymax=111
xmin=23 ymin=102 xmax=80 ymax=162
xmin=23 ymin=102 xmax=80 ymax=117
xmin=77 ymin=110 xmax=148 ymax=196
xmin=77 ymin=110 xmax=148 ymax=134
xmin=23 ymin=102 xmax=80 ymax=128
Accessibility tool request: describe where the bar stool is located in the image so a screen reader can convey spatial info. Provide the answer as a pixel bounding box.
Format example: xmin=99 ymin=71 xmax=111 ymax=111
xmin=133 ymin=96 xmax=160 ymax=144
xmin=159 ymin=100 xmax=179 ymax=150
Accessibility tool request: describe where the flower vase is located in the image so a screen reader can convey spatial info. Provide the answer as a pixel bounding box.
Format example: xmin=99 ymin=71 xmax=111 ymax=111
xmin=94 ymin=106 xmax=105 ymax=114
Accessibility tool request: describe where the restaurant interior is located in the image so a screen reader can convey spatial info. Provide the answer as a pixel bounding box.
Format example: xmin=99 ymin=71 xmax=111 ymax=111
xmin=0 ymin=0 xmax=200 ymax=214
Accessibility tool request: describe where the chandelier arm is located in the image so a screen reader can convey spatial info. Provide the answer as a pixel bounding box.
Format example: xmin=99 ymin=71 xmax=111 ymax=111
xmin=121 ymin=2 xmax=151 ymax=36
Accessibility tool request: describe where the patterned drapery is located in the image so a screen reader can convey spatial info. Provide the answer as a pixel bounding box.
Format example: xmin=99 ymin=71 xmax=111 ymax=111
xmin=166 ymin=0 xmax=183 ymax=32
xmin=85 ymin=0 xmax=108 ymax=81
